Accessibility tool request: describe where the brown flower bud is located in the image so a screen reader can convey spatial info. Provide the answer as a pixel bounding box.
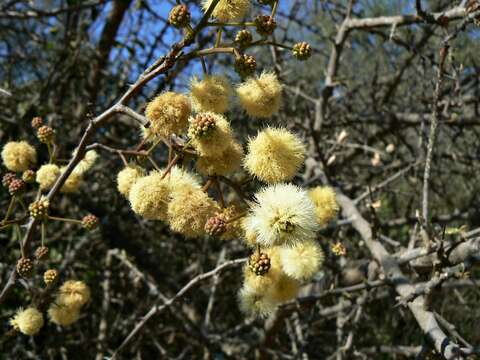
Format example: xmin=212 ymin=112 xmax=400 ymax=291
xmin=16 ymin=258 xmax=33 ymax=278
xmin=35 ymin=246 xmax=49 ymax=261
xmin=292 ymin=42 xmax=312 ymax=61
xmin=254 ymin=15 xmax=276 ymax=37
xmin=168 ymin=4 xmax=190 ymax=28
xmin=234 ymin=54 xmax=256 ymax=78
xmin=205 ymin=214 xmax=227 ymax=236
xmin=82 ymin=214 xmax=99 ymax=230
xmin=31 ymin=117 xmax=43 ymax=129
xmin=37 ymin=125 xmax=55 ymax=144
xmin=2 ymin=173 xmax=16 ymax=188
xmin=235 ymin=30 xmax=253 ymax=48
xmin=248 ymin=252 xmax=271 ymax=276
xmin=8 ymin=178 xmax=25 ymax=196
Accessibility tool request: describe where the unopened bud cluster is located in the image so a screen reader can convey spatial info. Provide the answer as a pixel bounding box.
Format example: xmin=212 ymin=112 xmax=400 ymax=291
xmin=43 ymin=269 xmax=58 ymax=285
xmin=8 ymin=178 xmax=25 ymax=196
xmin=82 ymin=214 xmax=99 ymax=230
xmin=16 ymin=257 xmax=33 ymax=278
xmin=254 ymin=15 xmax=276 ymax=36
xmin=188 ymin=113 xmax=217 ymax=139
xmin=235 ymin=30 xmax=253 ymax=48
xmin=205 ymin=214 xmax=227 ymax=236
xmin=248 ymin=252 xmax=271 ymax=276
xmin=37 ymin=125 xmax=55 ymax=143
xmin=168 ymin=4 xmax=190 ymax=28
xmin=29 ymin=198 xmax=50 ymax=220
xmin=31 ymin=117 xmax=43 ymax=129
xmin=22 ymin=169 xmax=35 ymax=183
xmin=292 ymin=42 xmax=312 ymax=61
xmin=35 ymin=246 xmax=49 ymax=260
xmin=235 ymin=54 xmax=256 ymax=78
xmin=2 ymin=173 xmax=16 ymax=187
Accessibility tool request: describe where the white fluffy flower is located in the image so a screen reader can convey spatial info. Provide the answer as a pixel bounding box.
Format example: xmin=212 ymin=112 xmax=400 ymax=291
xmin=243 ymin=184 xmax=319 ymax=247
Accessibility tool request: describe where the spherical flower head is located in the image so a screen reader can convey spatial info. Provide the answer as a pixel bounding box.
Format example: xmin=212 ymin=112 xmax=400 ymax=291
xmin=117 ymin=165 xmax=145 ymax=196
xmin=166 ymin=165 xmax=202 ymax=194
xmin=140 ymin=125 xmax=162 ymax=144
xmin=190 ymin=75 xmax=232 ymax=114
xmin=244 ymin=127 xmax=305 ymax=183
xmin=60 ymin=167 xmax=83 ymax=193
xmin=308 ymin=186 xmax=339 ymax=226
xmin=57 ymin=280 xmax=90 ymax=308
xmin=10 ymin=308 xmax=44 ymax=336
xmin=265 ymin=273 xmax=300 ymax=303
xmin=189 ymin=112 xmax=233 ymax=156
xmin=145 ymin=91 xmax=191 ymax=138
xmin=196 ymin=139 xmax=243 ymax=177
xmin=279 ymin=239 xmax=324 ymax=280
xmin=244 ymin=184 xmax=319 ymax=247
xmin=129 ymin=172 xmax=171 ymax=220
xmin=202 ymin=0 xmax=250 ymax=22
xmin=48 ymin=304 xmax=80 ymax=326
xmin=36 ymin=164 xmax=60 ymax=190
xmin=1 ymin=141 xmax=37 ymax=172
xmin=167 ymin=187 xmax=220 ymax=238
xmin=37 ymin=125 xmax=55 ymax=143
xmin=238 ymin=285 xmax=277 ymax=318
xmin=236 ymin=72 xmax=282 ymax=118
xmin=72 ymin=150 xmax=98 ymax=175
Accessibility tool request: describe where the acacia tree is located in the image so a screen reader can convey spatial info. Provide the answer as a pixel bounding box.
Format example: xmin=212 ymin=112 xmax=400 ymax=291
xmin=1 ymin=0 xmax=480 ymax=359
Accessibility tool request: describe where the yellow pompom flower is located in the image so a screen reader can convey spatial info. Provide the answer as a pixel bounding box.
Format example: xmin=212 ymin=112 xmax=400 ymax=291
xmin=57 ymin=280 xmax=91 ymax=308
xmin=202 ymin=0 xmax=250 ymax=21
xmin=117 ymin=165 xmax=145 ymax=197
xmin=48 ymin=304 xmax=80 ymax=326
xmin=244 ymin=127 xmax=305 ymax=183
xmin=236 ymin=72 xmax=282 ymax=118
xmin=238 ymin=285 xmax=277 ymax=318
xmin=266 ymin=273 xmax=300 ymax=303
xmin=60 ymin=167 xmax=83 ymax=193
xmin=129 ymin=172 xmax=171 ymax=220
xmin=308 ymin=186 xmax=339 ymax=226
xmin=190 ymin=75 xmax=232 ymax=114
xmin=279 ymin=239 xmax=324 ymax=280
xmin=72 ymin=150 xmax=98 ymax=175
xmin=196 ymin=139 xmax=243 ymax=176
xmin=145 ymin=91 xmax=191 ymax=138
xmin=189 ymin=112 xmax=233 ymax=156
xmin=10 ymin=307 xmax=44 ymax=336
xmin=165 ymin=165 xmax=202 ymax=194
xmin=243 ymin=183 xmax=319 ymax=247
xmin=2 ymin=141 xmax=37 ymax=172
xmin=167 ymin=187 xmax=220 ymax=238
xmin=36 ymin=164 xmax=60 ymax=190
